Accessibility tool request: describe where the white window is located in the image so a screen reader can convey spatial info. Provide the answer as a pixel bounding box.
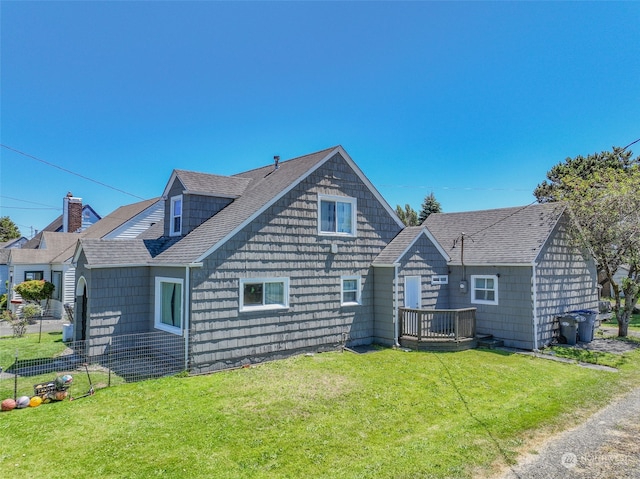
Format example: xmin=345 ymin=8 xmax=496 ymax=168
xmin=25 ymin=271 xmax=44 ymax=281
xmin=154 ymin=277 xmax=183 ymax=334
xmin=431 ymin=275 xmax=448 ymax=285
xmin=318 ymin=194 xmax=357 ymax=236
xmin=51 ymin=271 xmax=63 ymax=301
xmin=341 ymin=276 xmax=361 ymax=305
xmin=471 ymin=275 xmax=498 ymax=305
xmin=170 ymin=195 xmax=182 ymax=236
xmin=240 ymin=278 xmax=289 ymax=312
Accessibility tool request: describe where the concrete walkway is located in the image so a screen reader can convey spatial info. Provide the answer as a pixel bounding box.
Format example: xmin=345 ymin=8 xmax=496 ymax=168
xmin=495 ymin=385 xmax=640 ymax=479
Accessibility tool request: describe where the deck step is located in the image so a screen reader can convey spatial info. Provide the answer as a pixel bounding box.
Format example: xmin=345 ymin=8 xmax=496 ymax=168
xmin=477 ymin=338 xmax=504 ymax=349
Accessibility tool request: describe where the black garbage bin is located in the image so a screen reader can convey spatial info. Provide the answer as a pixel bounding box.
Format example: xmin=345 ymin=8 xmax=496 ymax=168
xmin=570 ymin=309 xmax=598 ymax=342
xmin=559 ymin=313 xmax=583 ymax=345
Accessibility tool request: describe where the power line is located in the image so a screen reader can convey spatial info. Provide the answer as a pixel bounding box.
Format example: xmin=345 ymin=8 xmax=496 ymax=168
xmin=380 ymin=184 xmax=531 ymax=192
xmin=1 ymin=144 xmax=146 ymax=200
xmin=0 ymin=206 xmax=60 ymax=210
xmin=622 ymin=137 xmax=639 ymax=151
xmin=0 ymin=195 xmax=59 ymax=209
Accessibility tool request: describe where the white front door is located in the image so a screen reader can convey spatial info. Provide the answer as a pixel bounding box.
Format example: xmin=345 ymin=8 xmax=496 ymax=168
xmin=404 ymin=276 xmax=421 ymax=309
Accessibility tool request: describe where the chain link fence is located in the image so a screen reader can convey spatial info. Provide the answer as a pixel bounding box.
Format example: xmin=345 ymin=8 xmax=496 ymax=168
xmin=1 ymin=331 xmax=186 ymax=401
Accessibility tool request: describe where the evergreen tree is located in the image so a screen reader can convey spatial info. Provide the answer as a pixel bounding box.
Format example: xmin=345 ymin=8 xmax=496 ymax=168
xmin=395 ymin=204 xmax=419 ymax=226
xmin=0 ymin=216 xmax=21 ymax=242
xmin=418 ymin=193 xmax=442 ymax=223
xmin=534 ymin=146 xmax=637 ymax=203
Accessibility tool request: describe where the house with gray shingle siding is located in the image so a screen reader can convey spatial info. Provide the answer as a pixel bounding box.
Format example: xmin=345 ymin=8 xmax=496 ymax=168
xmin=72 ymin=146 xmax=599 ymax=371
xmin=74 ymin=147 xmax=406 ymax=371
xmin=422 ymin=203 xmax=599 ymax=349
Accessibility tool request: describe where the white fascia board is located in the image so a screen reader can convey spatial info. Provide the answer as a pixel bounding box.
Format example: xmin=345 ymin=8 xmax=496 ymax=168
xmin=195 ymin=147 xmax=341 ymax=262
xmin=152 ymin=262 xmax=203 ymax=268
xmin=84 ymin=263 xmax=149 ymax=270
xmin=337 ymin=146 xmax=406 ymax=230
xmin=420 ymin=228 xmax=451 ymax=262
xmin=372 ymin=263 xmax=401 ymax=268
xmin=85 ymin=262 xmax=203 ymax=270
xmin=71 ymin=240 xmax=84 ymax=265
xmin=161 ymin=170 xmax=182 ymax=199
xmin=390 ymin=228 xmax=451 ymax=265
xmin=448 ymin=262 xmax=532 ymax=267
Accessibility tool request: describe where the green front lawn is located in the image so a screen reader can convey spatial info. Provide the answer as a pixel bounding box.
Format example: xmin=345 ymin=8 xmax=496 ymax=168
xmin=1 ymin=341 xmax=639 ymax=478
xmin=0 ymin=332 xmax=124 ymax=401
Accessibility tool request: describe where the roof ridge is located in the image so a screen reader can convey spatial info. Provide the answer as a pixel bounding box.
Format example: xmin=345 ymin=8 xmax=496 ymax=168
xmin=232 ymin=146 xmax=339 ymax=178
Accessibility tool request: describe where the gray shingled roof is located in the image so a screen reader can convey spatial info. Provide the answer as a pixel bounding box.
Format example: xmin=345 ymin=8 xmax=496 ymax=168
xmin=80 ymin=239 xmax=153 ymax=265
xmin=148 ymin=146 xmax=338 ymax=265
xmin=11 ymin=198 xmax=162 ymax=267
xmin=79 ymin=145 xmax=401 ymax=267
xmin=171 ymin=170 xmax=251 ymax=197
xmin=79 ymin=198 xmax=160 ymax=239
xmin=423 ymin=202 xmax=567 ymax=265
xmin=12 ymin=233 xmax=79 ymax=264
xmin=0 ymin=249 xmax=11 ymax=263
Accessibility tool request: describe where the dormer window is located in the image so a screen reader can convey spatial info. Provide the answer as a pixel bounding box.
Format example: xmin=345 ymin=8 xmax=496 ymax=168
xmin=170 ymin=195 xmax=182 ymax=236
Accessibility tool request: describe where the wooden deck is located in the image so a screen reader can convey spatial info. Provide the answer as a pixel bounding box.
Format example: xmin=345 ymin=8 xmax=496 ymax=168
xmin=399 ymin=307 xmax=477 ymax=352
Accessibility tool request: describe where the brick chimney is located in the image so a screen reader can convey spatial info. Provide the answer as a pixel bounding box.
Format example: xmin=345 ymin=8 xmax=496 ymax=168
xmin=63 ymin=192 xmax=83 ymax=233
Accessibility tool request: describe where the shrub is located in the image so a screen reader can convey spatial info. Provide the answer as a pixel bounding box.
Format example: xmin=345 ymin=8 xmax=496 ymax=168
xmin=14 ymin=280 xmax=55 ymax=302
xmin=21 ymin=303 xmax=43 ymax=322
xmin=1 ymin=310 xmax=29 ymax=338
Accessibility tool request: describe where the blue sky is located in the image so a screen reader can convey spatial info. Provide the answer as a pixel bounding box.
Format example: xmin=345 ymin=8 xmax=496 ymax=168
xmin=1 ymin=1 xmax=638 ymax=236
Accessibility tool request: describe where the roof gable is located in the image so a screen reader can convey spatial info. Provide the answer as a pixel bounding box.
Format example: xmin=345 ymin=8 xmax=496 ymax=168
xmin=150 ymin=145 xmax=404 ymax=265
xmin=76 ymin=146 xmax=405 ymax=267
xmin=373 ymin=226 xmax=450 ymax=266
xmin=424 ymin=203 xmax=567 ymax=265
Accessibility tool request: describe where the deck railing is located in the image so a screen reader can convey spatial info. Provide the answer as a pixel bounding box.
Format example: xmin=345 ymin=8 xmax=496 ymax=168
xmin=399 ymin=307 xmax=477 ymax=341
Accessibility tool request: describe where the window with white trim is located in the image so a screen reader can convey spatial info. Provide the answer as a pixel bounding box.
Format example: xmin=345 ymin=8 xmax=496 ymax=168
xmin=471 ymin=275 xmax=498 ymax=305
xmin=51 ymin=271 xmax=63 ymax=301
xmin=154 ymin=277 xmax=183 ymax=334
xmin=341 ymin=276 xmax=361 ymax=305
xmin=170 ymin=195 xmax=182 ymax=236
xmin=25 ymin=271 xmax=44 ymax=281
xmin=431 ymin=275 xmax=448 ymax=285
xmin=318 ymin=194 xmax=357 ymax=236
xmin=240 ymin=278 xmax=289 ymax=312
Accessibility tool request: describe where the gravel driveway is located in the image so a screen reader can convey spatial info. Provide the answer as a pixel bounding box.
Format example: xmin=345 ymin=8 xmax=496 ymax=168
xmin=495 ymin=377 xmax=640 ymax=479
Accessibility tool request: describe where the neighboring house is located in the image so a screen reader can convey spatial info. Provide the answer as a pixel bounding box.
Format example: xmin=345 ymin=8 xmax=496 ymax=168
xmin=73 ymin=146 xmax=405 ymax=371
xmin=0 ymin=237 xmax=29 ymax=249
xmin=422 ymin=204 xmax=599 ymax=349
xmin=72 ymin=146 xmax=599 ymax=373
xmin=41 ymin=193 xmax=101 ymax=233
xmin=7 ymin=232 xmax=80 ymax=313
xmin=1 ymin=237 xmax=29 ymax=295
xmin=6 ymin=198 xmax=162 ymax=318
xmin=608 ymin=264 xmax=631 ymax=297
